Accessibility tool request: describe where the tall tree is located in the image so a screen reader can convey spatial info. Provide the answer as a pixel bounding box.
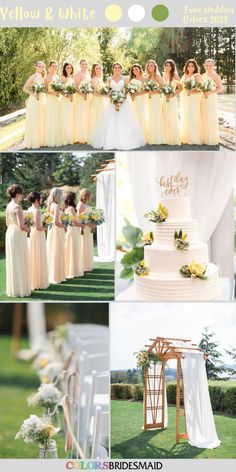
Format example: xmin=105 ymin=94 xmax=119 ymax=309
xmin=198 ymin=327 xmax=225 ymax=379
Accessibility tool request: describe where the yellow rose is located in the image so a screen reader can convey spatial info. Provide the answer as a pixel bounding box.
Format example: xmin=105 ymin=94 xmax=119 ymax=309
xmin=41 ymin=423 xmax=57 ymax=438
xmin=188 ymin=260 xmax=205 ymax=277
xmin=40 ymin=376 xmax=50 ymax=384
xmin=39 ymin=358 xmax=49 ymax=369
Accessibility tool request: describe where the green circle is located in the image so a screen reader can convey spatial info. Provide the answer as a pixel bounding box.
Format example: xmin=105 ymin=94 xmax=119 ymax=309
xmin=152 ymin=4 xmax=169 ymax=22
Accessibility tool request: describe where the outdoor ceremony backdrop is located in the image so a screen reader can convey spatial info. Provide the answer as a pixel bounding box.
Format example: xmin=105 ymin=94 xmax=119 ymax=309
xmin=0 ymin=27 xmax=235 ymax=112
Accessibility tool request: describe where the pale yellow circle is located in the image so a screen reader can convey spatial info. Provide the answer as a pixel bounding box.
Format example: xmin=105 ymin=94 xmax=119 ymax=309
xmin=105 ymin=4 xmax=122 ymax=22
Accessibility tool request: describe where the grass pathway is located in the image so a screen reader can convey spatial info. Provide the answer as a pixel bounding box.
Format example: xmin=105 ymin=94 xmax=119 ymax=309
xmin=0 ymin=252 xmax=114 ymax=301
xmin=111 ymin=400 xmax=236 ymax=459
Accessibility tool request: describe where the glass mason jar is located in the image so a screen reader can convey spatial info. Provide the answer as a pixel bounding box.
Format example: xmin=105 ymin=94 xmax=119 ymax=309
xmin=39 ymin=439 xmax=58 ymax=459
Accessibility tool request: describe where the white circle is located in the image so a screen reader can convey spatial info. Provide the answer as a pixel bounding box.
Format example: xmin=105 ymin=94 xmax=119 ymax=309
xmin=128 ymin=4 xmax=145 ymax=22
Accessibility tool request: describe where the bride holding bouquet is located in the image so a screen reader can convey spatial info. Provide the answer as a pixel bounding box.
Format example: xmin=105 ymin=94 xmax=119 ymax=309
xmin=89 ymin=62 xmax=145 ymax=150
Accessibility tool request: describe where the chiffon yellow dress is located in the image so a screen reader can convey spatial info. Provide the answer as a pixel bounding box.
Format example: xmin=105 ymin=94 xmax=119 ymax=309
xmin=74 ymin=78 xmax=92 ymax=143
xmin=201 ymin=75 xmax=219 ymax=145
xmin=77 ymin=203 xmax=94 ymax=272
xmin=25 ymin=73 xmax=46 ymax=149
xmin=28 ymin=206 xmax=49 ymax=290
xmin=47 ymin=202 xmax=65 ymax=284
xmin=181 ymin=74 xmax=203 ymax=145
xmin=147 ymin=88 xmax=165 ymax=145
xmin=65 ymin=208 xmax=84 ymax=279
xmin=162 ymin=78 xmax=181 ymax=145
xmin=90 ymin=78 xmax=108 ymax=135
xmin=60 ymin=77 xmax=75 ymax=146
xmin=130 ymin=78 xmax=148 ymax=142
xmin=45 ymin=76 xmax=62 ymax=147
xmin=5 ymin=202 xmax=31 ymax=297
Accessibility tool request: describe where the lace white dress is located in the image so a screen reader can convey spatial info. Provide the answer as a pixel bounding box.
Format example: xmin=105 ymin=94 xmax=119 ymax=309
xmin=89 ymin=78 xmax=145 ymax=150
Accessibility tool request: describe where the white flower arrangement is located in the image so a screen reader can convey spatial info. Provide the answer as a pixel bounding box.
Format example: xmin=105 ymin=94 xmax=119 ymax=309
xmin=33 ymin=352 xmax=52 ymax=372
xmin=15 ymin=415 xmax=58 ymax=445
xmin=40 ymin=361 xmax=63 ymax=382
xmin=28 ymin=384 xmax=62 ymax=408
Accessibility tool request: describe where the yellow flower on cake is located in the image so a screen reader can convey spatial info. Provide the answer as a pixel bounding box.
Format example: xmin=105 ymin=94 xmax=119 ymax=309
xmin=188 ymin=261 xmax=206 ymax=278
xmin=142 ymin=232 xmax=153 ymax=245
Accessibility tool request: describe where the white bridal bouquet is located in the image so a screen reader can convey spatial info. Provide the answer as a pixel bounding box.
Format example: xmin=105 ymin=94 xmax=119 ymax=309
xmin=144 ymin=80 xmax=160 ymax=98
xmin=126 ymin=82 xmax=140 ymax=100
xmin=30 ymin=83 xmax=46 ymax=100
xmin=161 ymin=84 xmax=175 ymax=102
xmin=97 ymin=83 xmax=110 ymax=96
xmin=110 ymin=90 xmax=127 ymax=111
xmin=49 ymin=80 xmax=64 ymax=95
xmin=79 ymin=81 xmax=94 ymax=100
xmin=28 ymin=384 xmax=61 ymax=408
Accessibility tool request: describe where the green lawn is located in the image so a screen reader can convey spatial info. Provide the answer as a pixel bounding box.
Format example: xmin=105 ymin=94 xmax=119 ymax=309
xmin=0 ymin=251 xmax=114 ymax=301
xmin=111 ymin=400 xmax=236 ymax=459
xmin=0 ymin=337 xmax=65 ymax=458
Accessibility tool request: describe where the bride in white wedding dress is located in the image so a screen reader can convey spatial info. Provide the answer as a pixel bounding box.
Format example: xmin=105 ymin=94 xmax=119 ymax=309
xmin=89 ymin=63 xmax=146 ymax=150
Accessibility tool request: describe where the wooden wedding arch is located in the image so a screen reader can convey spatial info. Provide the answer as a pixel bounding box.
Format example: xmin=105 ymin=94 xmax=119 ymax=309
xmin=143 ymin=336 xmax=202 ymax=443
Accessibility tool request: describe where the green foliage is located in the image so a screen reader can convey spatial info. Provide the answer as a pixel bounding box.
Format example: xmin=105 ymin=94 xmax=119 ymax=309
xmin=120 ymin=220 xmax=145 ymax=280
xmin=0 ymin=214 xmax=6 ymax=251
xmin=199 ymin=327 xmax=226 ymax=379
xmin=111 ymin=381 xmax=236 ymax=416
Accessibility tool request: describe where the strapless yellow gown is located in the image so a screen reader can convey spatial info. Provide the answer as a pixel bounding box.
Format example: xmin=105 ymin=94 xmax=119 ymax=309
xmin=28 ymin=208 xmax=49 ymax=290
xmin=74 ymin=81 xmax=92 ymax=143
xmin=65 ymin=224 xmax=84 ymax=278
xmin=181 ymin=76 xmax=203 ymax=144
xmin=47 ymin=204 xmax=65 ymax=284
xmin=6 ymin=204 xmax=31 ymax=297
xmin=162 ymin=79 xmax=181 ymax=145
xmin=130 ymin=79 xmax=148 ymax=142
xmin=201 ymin=76 xmax=219 ymax=145
xmin=147 ymin=93 xmax=165 ymax=144
xmin=25 ymin=74 xmax=46 ymax=149
xmin=60 ymin=77 xmax=75 ymax=146
xmin=45 ymin=77 xmax=62 ymax=147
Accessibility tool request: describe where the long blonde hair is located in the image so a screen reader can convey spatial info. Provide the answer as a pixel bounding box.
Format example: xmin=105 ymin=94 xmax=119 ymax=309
xmin=79 ymin=188 xmax=91 ymax=204
xmin=145 ymin=59 xmax=160 ymax=79
xmin=47 ymin=188 xmax=63 ymax=211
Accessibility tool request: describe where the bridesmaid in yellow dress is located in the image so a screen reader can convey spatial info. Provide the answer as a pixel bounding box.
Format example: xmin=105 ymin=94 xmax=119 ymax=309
xmin=64 ymin=192 xmax=84 ymax=279
xmin=128 ymin=63 xmax=148 ymax=142
xmin=60 ymin=62 xmax=75 ymax=145
xmin=23 ymin=61 xmax=46 ymax=149
xmin=162 ymin=59 xmax=182 ymax=145
xmin=180 ymin=59 xmax=203 ymax=145
xmin=90 ymin=63 xmax=108 ymax=134
xmin=77 ymin=189 xmax=94 ymax=273
xmin=27 ymin=191 xmax=49 ymax=290
xmin=145 ymin=59 xmax=165 ymax=144
xmin=201 ymin=58 xmax=223 ymax=145
xmin=47 ymin=188 xmax=66 ymax=284
xmin=5 ymin=184 xmax=31 ymax=297
xmin=74 ymin=59 xmax=92 ymax=143
xmin=45 ymin=60 xmax=62 ymax=147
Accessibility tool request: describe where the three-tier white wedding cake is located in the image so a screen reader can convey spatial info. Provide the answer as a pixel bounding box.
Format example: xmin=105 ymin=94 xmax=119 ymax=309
xmin=134 ymin=196 xmax=220 ymax=301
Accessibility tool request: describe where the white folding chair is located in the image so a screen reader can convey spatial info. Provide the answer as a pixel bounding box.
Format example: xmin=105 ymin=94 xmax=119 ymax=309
xmin=91 ymin=407 xmax=109 ymax=459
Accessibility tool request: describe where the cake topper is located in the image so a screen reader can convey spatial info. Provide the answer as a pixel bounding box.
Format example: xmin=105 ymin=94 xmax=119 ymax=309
xmin=156 ymin=172 xmax=189 ymax=197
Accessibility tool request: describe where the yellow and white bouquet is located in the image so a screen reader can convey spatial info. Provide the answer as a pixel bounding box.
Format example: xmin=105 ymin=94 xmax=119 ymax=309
xmin=79 ymin=81 xmax=94 ymax=100
xmin=15 ymin=414 xmax=59 ymax=445
xmin=78 ymin=208 xmax=105 ymax=234
xmin=134 ymin=259 xmax=150 ymax=277
xmin=61 ymin=213 xmax=75 ymax=227
xmin=174 ymin=229 xmax=189 ymax=251
xmin=144 ymin=203 xmax=168 ymax=223
xmin=24 ymin=211 xmax=34 ymax=227
xmin=42 ymin=212 xmax=53 ymax=229
xmin=180 ymin=260 xmax=207 ymax=280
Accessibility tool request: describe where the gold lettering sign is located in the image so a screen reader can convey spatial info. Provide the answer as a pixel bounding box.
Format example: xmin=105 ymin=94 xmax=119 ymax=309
xmin=156 ymin=172 xmax=189 ymax=197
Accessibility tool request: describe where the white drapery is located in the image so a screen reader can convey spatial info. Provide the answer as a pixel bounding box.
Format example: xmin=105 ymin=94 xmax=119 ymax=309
xmin=96 ymin=164 xmax=115 ymax=262
xmin=145 ymin=364 xmax=168 ymax=428
xmin=27 ymin=303 xmax=47 ymax=349
xmin=182 ymin=352 xmax=221 ymax=449
xmin=119 ymin=152 xmax=236 ymax=277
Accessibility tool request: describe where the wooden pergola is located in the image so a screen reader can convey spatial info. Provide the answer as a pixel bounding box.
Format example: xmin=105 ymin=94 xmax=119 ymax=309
xmin=143 ymin=336 xmax=202 ymax=443
xmin=91 ymin=159 xmax=115 ymax=181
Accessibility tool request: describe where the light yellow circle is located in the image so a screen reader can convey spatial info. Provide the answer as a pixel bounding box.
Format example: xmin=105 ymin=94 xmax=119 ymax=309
xmin=105 ymin=4 xmax=122 ymax=22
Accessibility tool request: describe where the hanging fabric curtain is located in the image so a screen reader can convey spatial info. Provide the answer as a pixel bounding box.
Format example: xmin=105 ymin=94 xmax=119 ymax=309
xmin=96 ymin=164 xmax=115 ymax=262
xmin=145 ymin=363 xmax=168 ymax=429
xmin=182 ymin=352 xmax=221 ymax=449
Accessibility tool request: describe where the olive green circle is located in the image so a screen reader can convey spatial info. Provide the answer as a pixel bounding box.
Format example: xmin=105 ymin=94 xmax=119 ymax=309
xmin=152 ymin=4 xmax=169 ymax=22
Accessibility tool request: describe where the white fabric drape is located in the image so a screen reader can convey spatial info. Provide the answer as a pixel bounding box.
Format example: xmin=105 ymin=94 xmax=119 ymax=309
xmin=145 ymin=364 xmax=168 ymax=428
xmin=120 ymin=152 xmax=236 ymax=277
xmin=96 ymin=164 xmax=115 ymax=262
xmin=182 ymin=352 xmax=221 ymax=449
